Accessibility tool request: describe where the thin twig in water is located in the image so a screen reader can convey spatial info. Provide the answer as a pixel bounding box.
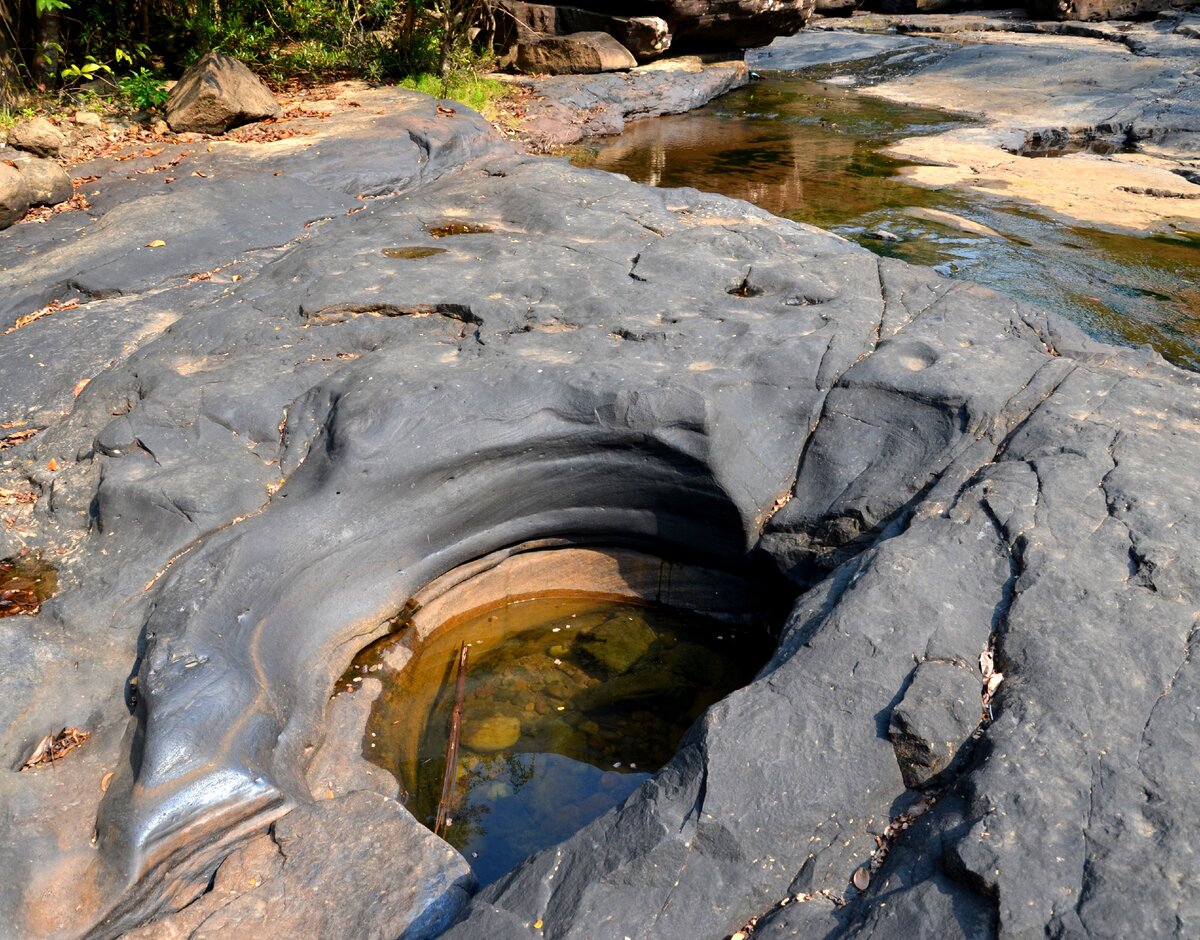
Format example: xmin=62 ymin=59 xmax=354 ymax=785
xmin=435 ymin=643 xmax=470 ymax=837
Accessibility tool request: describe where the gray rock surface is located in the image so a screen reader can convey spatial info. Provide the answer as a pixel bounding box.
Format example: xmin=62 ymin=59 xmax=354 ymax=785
xmin=888 ymin=661 xmax=982 ymax=788
xmin=166 ymin=51 xmax=281 ymax=134
xmin=11 ymin=154 xmax=73 ymax=207
xmin=7 ymin=115 xmax=68 ymax=157
xmin=515 ymin=30 xmax=639 ymax=73
xmin=0 ymin=75 xmax=1198 ymax=940
xmin=0 ymin=163 xmax=31 ymax=229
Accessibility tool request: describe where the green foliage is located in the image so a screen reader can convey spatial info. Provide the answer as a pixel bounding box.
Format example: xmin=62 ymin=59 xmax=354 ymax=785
xmin=119 ymin=68 xmax=169 ymax=110
xmin=60 ymin=55 xmax=111 ymax=83
xmin=12 ymin=0 xmax=503 ymax=114
xmin=399 ymin=70 xmax=506 ymax=115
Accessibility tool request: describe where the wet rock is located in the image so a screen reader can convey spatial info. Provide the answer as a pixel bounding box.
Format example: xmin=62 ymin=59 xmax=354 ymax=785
xmin=867 ymin=228 xmax=904 ymax=242
xmin=166 ymin=50 xmax=280 ymax=134
xmin=11 ymin=155 xmax=72 ymax=208
xmin=7 ymin=116 xmax=67 ymax=157
xmin=515 ymin=31 xmax=638 ymax=74
xmin=888 ymin=661 xmax=981 ymax=788
xmin=903 ymin=207 xmax=1003 ymax=238
xmin=0 ymin=163 xmax=31 ymax=229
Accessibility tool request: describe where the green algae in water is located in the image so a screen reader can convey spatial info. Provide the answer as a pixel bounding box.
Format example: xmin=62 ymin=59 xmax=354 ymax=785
xmin=569 ymin=74 xmax=1200 ymax=370
xmin=360 ymin=594 xmax=773 ymax=886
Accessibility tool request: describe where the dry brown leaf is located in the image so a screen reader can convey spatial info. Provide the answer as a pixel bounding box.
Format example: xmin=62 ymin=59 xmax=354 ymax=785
xmin=145 ymin=239 xmax=166 ymax=248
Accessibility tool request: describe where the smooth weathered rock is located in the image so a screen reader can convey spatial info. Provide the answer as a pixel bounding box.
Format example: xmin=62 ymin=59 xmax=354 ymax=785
xmin=515 ymin=30 xmax=638 ymax=73
xmin=11 ymin=155 xmax=72 ymax=208
xmin=7 ymin=116 xmax=67 ymax=157
xmin=0 ymin=163 xmax=31 ymax=229
xmin=888 ymin=661 xmax=982 ymax=788
xmin=122 ymin=791 xmax=475 ymax=940
xmin=166 ymin=50 xmax=280 ymax=134
xmin=1 ymin=71 xmax=1200 ymax=940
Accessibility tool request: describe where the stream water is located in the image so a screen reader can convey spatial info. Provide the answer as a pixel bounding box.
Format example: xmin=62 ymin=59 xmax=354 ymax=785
xmin=358 ymin=594 xmax=773 ymax=886
xmin=568 ymin=74 xmax=1200 ymax=370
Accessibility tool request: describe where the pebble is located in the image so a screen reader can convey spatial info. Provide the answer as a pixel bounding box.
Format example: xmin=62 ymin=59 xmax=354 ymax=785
xmin=866 ymin=228 xmax=904 ymax=243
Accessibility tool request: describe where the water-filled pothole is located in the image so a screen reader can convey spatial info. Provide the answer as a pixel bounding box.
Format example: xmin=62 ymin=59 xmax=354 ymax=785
xmin=0 ymin=556 xmax=57 ymax=617
xmin=348 ymin=548 xmax=780 ymax=886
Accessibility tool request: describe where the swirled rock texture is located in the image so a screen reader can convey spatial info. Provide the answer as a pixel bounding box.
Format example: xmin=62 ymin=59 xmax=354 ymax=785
xmin=1 ymin=84 xmax=1199 ymax=940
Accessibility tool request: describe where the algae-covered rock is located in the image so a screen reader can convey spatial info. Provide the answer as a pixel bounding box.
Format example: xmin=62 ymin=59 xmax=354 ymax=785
xmin=464 ymin=715 xmax=522 ymax=753
xmin=575 ymin=616 xmax=657 ymax=675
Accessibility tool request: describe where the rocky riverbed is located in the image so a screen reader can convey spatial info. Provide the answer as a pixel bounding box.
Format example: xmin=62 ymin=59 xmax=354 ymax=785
xmin=1 ymin=24 xmax=1199 ymax=940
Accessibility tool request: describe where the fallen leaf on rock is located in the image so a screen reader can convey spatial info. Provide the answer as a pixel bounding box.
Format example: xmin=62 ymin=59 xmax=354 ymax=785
xmin=20 ymin=727 xmax=91 ymax=770
xmin=437 ymin=105 xmax=457 ymax=116
xmin=852 ymin=868 xmax=870 ymax=891
xmin=101 ymin=771 xmax=114 ymax=792
xmin=0 ymin=428 xmax=37 ymax=449
xmin=0 ymin=488 xmax=37 ymax=506
xmin=46 ymin=458 xmax=59 ymax=472
xmin=145 ymin=239 xmax=166 ymax=248
xmin=192 ymin=170 xmax=208 ymax=178
xmin=72 ymin=378 xmax=90 ymax=398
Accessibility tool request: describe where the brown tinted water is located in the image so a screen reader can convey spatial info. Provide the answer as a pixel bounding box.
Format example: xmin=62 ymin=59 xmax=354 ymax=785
xmin=358 ymin=594 xmax=773 ymax=886
xmin=0 ymin=556 xmax=57 ymax=617
xmin=568 ymin=75 xmax=1200 ymax=370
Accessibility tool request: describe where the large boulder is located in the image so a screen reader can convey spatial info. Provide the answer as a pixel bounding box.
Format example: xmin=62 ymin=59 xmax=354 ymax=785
xmin=513 ymin=0 xmax=814 ymax=51
xmin=7 ymin=116 xmax=67 ymax=158
xmin=10 ymin=155 xmax=72 ymax=208
xmin=0 ymin=163 xmax=31 ymax=229
xmin=1031 ymin=0 xmax=1198 ymax=19
xmin=499 ymin=2 xmax=671 ymax=59
xmin=515 ymin=31 xmax=638 ymax=73
xmin=166 ymin=51 xmax=281 ymax=134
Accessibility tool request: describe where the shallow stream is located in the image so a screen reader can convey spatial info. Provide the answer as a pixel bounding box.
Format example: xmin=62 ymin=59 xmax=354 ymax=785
xmin=569 ymin=74 xmax=1200 ymax=370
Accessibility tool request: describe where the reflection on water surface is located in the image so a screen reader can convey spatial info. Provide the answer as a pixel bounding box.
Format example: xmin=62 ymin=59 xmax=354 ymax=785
xmin=569 ymin=75 xmax=1200 ymax=369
